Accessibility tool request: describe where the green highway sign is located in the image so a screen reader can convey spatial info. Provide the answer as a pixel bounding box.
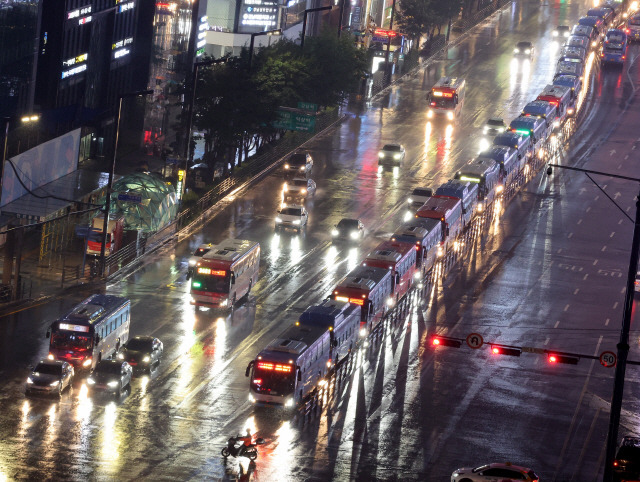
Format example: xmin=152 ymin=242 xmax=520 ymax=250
xmin=297 ymin=101 xmax=318 ymax=112
xmin=273 ymin=109 xmax=316 ymax=132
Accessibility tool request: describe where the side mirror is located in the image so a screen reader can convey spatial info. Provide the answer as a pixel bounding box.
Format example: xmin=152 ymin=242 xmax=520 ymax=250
xmin=255 ymin=437 xmax=265 ymax=445
xmin=245 ymin=360 xmax=254 ymax=377
xmin=297 ymin=370 xmax=302 ymax=382
xmin=45 ymin=330 xmax=50 ymax=339
xmin=426 ymin=93 xmax=431 ymax=102
xmin=231 ymin=273 xmax=236 ymax=285
xmin=95 ymin=335 xmax=100 ymax=344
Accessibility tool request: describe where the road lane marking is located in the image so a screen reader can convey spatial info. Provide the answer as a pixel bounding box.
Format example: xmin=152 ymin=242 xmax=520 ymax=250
xmin=577 ymin=218 xmax=582 ymax=225
xmin=554 ymin=321 xmax=560 ymax=328
xmin=587 ymin=207 xmax=591 ymax=213
xmin=564 ymin=304 xmax=570 ymax=312
xmin=610 ymin=232 xmax=615 ymax=238
xmin=605 ymin=318 xmax=610 ymax=326
xmin=593 ymin=259 xmax=598 ymax=266
xmin=558 ymin=248 xmax=563 ymax=254
xmin=601 ymin=245 xmax=607 ymax=252
xmin=544 ymin=337 xmax=550 ymax=345
xmin=619 ymin=219 xmax=624 ymax=225
xmin=583 ymin=274 xmax=589 ymax=280
xmin=613 ymin=302 xmax=618 ymax=309
xmin=595 ymin=196 xmax=599 ymax=201
xmin=574 ymin=289 xmax=579 ymax=295
xmin=568 ymin=232 xmax=573 ymax=238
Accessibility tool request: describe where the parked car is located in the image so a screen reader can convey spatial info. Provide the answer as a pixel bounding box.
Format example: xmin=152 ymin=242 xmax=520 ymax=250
xmin=117 ymin=336 xmax=164 ymax=373
xmin=87 ymin=360 xmax=132 ymax=396
xmin=26 ymin=360 xmax=74 ymax=397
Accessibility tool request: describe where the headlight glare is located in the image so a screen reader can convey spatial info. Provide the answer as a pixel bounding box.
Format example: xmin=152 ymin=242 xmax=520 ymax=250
xmin=27 ymin=377 xmax=34 ymax=384
xmin=275 ymin=217 xmax=282 ymax=223
xmin=143 ymin=356 xmax=151 ymax=363
xmin=82 ymin=358 xmax=92 ymax=367
xmin=331 ymin=229 xmax=339 ymax=236
xmin=87 ymin=378 xmax=95 ymax=385
xmin=50 ymin=380 xmax=60 ymax=387
xmin=107 ymin=381 xmax=118 ymax=388
xmin=293 ymin=220 xmax=301 ymax=225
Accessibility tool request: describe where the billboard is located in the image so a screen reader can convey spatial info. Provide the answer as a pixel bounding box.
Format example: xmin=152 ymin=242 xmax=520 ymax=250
xmin=0 ymin=128 xmax=80 ymax=207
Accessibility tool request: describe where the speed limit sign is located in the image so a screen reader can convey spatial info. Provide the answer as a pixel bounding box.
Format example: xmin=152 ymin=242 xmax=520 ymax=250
xmin=600 ymin=351 xmax=617 ymax=368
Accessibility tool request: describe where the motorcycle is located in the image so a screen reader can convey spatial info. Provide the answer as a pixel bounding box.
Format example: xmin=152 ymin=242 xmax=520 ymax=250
xmin=221 ymin=436 xmax=264 ymax=460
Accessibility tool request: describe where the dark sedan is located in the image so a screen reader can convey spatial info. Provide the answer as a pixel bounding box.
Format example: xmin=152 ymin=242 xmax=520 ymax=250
xmin=331 ymin=218 xmax=365 ymax=243
xmin=87 ymin=359 xmax=132 ymax=395
xmin=117 ymin=336 xmax=164 ymax=373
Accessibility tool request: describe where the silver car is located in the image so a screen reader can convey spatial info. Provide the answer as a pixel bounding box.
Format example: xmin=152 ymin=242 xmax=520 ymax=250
xmin=26 ymin=360 xmax=74 ymax=397
xmin=283 ymin=178 xmax=316 ymax=201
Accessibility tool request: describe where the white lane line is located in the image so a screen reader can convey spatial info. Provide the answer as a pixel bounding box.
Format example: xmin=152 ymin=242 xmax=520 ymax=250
xmin=544 ymin=337 xmax=550 ymax=345
xmin=610 ymin=232 xmax=615 ymax=238
xmin=619 ymin=219 xmax=624 ymax=225
xmin=625 ymin=155 xmax=629 ymax=159
xmin=613 ymin=302 xmax=619 ymax=309
xmin=595 ymin=195 xmax=600 ymax=201
xmin=574 ymin=288 xmax=580 ymax=295
xmin=628 ymin=206 xmax=631 ymax=212
xmin=568 ymin=232 xmax=573 ymax=238
xmin=583 ymin=274 xmax=589 ymax=280
xmin=605 ymin=318 xmax=610 ymax=326
xmin=602 ymin=245 xmax=607 ymax=252
xmin=621 ymin=287 xmax=626 ymax=294
xmin=578 ymin=218 xmax=583 ymax=225
xmin=587 ymin=207 xmax=592 ymax=213
xmin=593 ymin=259 xmax=598 ymax=266
xmin=564 ymin=304 xmax=570 ymax=312
xmin=558 ymin=248 xmax=563 ymax=254
xmin=554 ymin=320 xmax=560 ymax=328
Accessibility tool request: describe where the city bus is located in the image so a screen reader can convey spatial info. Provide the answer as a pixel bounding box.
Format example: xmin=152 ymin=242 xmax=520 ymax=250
xmin=246 ymin=299 xmax=361 ymax=407
xmin=426 ymin=77 xmax=466 ymax=121
xmin=536 ymin=84 xmax=573 ymax=123
xmin=363 ymin=240 xmax=418 ymax=304
xmin=46 ymin=294 xmax=131 ymax=370
xmin=435 ymin=179 xmax=479 ymax=227
xmin=601 ymin=29 xmax=627 ymax=65
xmin=391 ymin=217 xmax=442 ymax=272
xmin=330 ymin=265 xmax=393 ymax=335
xmin=454 ymin=157 xmax=501 ymax=212
xmin=416 ymin=195 xmax=463 ymax=255
xmin=190 ymin=239 xmax=260 ymax=309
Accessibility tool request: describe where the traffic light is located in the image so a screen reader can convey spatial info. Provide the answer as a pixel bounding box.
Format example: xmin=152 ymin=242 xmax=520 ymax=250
xmin=490 ymin=345 xmax=521 ymax=357
xmin=430 ymin=335 xmax=462 ymax=348
xmin=547 ymin=353 xmax=579 ymax=365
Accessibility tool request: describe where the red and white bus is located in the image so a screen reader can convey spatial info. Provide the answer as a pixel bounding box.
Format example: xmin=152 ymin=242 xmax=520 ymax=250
xmin=362 ymin=240 xmax=418 ymax=304
xmin=330 ymin=265 xmax=393 ymax=336
xmin=190 ymin=239 xmax=260 ymax=309
xmin=427 ymin=77 xmax=466 ymax=121
xmin=416 ymin=196 xmax=463 ymax=255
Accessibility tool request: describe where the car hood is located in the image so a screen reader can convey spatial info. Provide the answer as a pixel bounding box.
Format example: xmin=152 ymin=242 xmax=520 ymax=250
xmin=122 ymin=349 xmax=146 ymax=360
xmin=92 ymin=372 xmax=120 ymax=383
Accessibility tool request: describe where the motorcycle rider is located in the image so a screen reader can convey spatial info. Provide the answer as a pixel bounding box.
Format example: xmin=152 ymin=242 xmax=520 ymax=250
xmin=237 ymin=428 xmax=253 ymax=454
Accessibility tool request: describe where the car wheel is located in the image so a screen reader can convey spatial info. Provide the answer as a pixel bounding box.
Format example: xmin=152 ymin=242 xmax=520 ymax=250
xmin=221 ymin=447 xmax=230 ymax=457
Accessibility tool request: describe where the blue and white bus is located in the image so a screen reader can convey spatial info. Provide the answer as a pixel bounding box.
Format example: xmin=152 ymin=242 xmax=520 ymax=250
xmin=46 ymin=294 xmax=131 ymax=370
xmin=601 ymin=29 xmax=627 ymax=65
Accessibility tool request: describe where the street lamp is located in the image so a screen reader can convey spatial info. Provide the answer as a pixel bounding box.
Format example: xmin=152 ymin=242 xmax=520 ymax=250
xmin=248 ymin=28 xmax=282 ymax=70
xmin=547 ymin=163 xmax=640 ymax=482
xmin=301 ymin=6 xmax=333 ymax=49
xmin=99 ymin=89 xmax=153 ymax=277
xmin=183 ymin=57 xmax=229 ymax=199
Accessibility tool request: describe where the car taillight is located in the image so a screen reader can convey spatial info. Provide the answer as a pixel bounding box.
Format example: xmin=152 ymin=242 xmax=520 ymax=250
xmin=614 ymin=460 xmax=619 ymax=466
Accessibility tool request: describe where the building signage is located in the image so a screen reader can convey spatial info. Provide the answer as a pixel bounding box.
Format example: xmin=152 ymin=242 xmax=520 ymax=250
xmin=67 ymin=5 xmax=91 ymax=19
xmin=372 ymin=28 xmax=398 ymax=42
xmin=239 ymin=0 xmax=278 ymax=32
xmin=351 ymin=6 xmax=362 ymax=29
xmin=112 ymin=37 xmax=133 ymax=49
xmin=61 ymin=64 xmax=87 ymax=79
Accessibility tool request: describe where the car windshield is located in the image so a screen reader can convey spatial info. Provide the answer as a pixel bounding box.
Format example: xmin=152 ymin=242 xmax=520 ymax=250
xmin=556 ymin=26 xmax=569 ymax=31
xmin=34 ymin=363 xmax=62 ymax=376
xmin=280 ymin=208 xmax=303 ymax=216
xmin=337 ymin=219 xmax=358 ymax=229
xmin=486 ymin=119 xmax=504 ymax=127
xmin=617 ymin=446 xmax=640 ymax=459
xmin=95 ymin=362 xmax=122 ymax=374
xmin=288 ymin=154 xmax=307 ymax=165
xmin=194 ymin=247 xmax=210 ymax=256
xmin=382 ymin=144 xmax=402 ymax=151
xmin=192 ymin=272 xmax=230 ymax=293
xmin=126 ymin=338 xmax=152 ymax=351
xmin=51 ymin=331 xmax=92 ymax=351
xmin=292 ymin=180 xmax=307 ymax=187
xmin=412 ymin=189 xmax=432 ymax=197
xmin=517 ymin=42 xmax=531 ymax=49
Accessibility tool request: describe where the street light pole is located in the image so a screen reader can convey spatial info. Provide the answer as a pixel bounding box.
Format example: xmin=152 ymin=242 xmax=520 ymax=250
xmin=99 ymin=89 xmax=153 ymax=277
xmin=547 ymin=163 xmax=640 ymax=482
xmin=301 ymin=6 xmax=333 ymax=49
xmin=248 ymin=29 xmax=282 ymax=70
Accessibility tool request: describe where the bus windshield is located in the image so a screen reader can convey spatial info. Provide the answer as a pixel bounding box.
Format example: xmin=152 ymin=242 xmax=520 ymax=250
xmin=252 ymin=362 xmax=295 ymax=395
xmin=51 ymin=331 xmax=93 ymax=351
xmin=192 ymin=273 xmax=231 ymax=293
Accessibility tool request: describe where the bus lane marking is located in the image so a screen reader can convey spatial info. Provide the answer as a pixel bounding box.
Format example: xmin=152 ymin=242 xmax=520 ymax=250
xmin=554 ymin=321 xmax=560 ymax=329
xmin=577 ymin=218 xmax=582 ymax=225
xmin=613 ymin=302 xmax=618 ymax=310
xmin=605 ymin=318 xmax=610 ymax=326
xmin=564 ymin=304 xmax=570 ymax=312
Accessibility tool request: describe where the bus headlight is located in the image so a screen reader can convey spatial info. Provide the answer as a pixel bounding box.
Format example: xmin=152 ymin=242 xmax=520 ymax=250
xmin=300 ymin=189 xmax=306 ymax=194
xmin=219 ymin=299 xmax=228 ymax=307
xmin=567 ymin=107 xmax=574 ymax=115
xmin=407 ymin=197 xmax=413 ymax=204
xmin=447 ymin=111 xmax=454 ymax=121
xmin=82 ymin=358 xmax=92 ymax=367
xmin=552 ymin=31 xmax=558 ymax=37
xmin=284 ymin=163 xmax=290 ymax=169
xmin=284 ymin=398 xmax=294 ymax=407
xmin=359 ymin=328 xmax=367 ymax=337
xmin=248 ymin=394 xmax=255 ymax=403
xmin=437 ymin=246 xmax=444 ymax=257
xmin=386 ymin=297 xmax=394 ymax=307
xmin=117 ymin=353 xmax=124 ymax=360
xmin=47 ymin=354 xmax=54 ymax=360
xmin=275 ymin=217 xmax=282 ymax=223
xmin=414 ymin=271 xmax=422 ymax=280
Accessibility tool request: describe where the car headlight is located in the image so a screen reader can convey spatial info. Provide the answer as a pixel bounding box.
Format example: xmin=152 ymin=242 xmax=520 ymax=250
xmin=299 ymin=166 xmax=305 ymax=171
xmin=568 ymin=107 xmax=574 ymax=115
xmin=293 ymin=220 xmax=301 ymax=225
xmin=331 ymin=229 xmax=339 ymax=236
xmin=87 ymin=378 xmax=95 ymax=385
xmin=553 ymin=120 xmax=560 ymax=127
xmin=350 ymin=231 xmax=359 ymax=239
xmin=498 ymin=127 xmax=505 ymax=132
xmin=248 ymin=394 xmax=255 ymax=403
xmin=284 ymin=163 xmax=290 ymax=169
xmin=27 ymin=377 xmax=34 ymax=384
xmin=483 ymin=126 xmax=488 ymax=134
xmin=514 ymin=48 xmax=520 ymax=53
xmin=447 ymin=111 xmax=454 ymax=120
xmin=553 ymin=31 xmax=558 ymax=36
xmin=275 ymin=217 xmax=282 ymax=223
xmin=50 ymin=380 xmax=60 ymax=387
xmin=414 ymin=271 xmax=422 ymax=280
xmin=407 ymin=197 xmax=413 ymax=203
xmin=117 ymin=353 xmax=124 ymax=360
xmin=386 ymin=297 xmax=394 ymax=307
xmin=437 ymin=246 xmax=444 ymax=257
xmin=283 ymin=184 xmax=288 ymax=192
xmin=359 ymin=328 xmax=367 ymax=337
xmin=300 ymin=189 xmax=306 ymax=194
xmin=143 ymin=355 xmax=150 ymax=363
xmin=496 ymin=185 xmax=504 ymax=193
xmin=564 ymin=31 xmax=570 ymax=37
xmin=188 ymin=259 xmax=196 ymax=266
xmin=592 ymin=41 xmax=597 ymax=46
xmin=378 ymin=152 xmax=384 ymax=158
xmin=82 ymin=358 xmax=92 ymax=367
xmin=107 ymin=381 xmax=119 ymax=388
xmin=47 ymin=354 xmax=54 ymax=360
xmin=284 ymin=398 xmax=294 ymax=408
xmin=525 ymin=49 xmax=531 ymax=54
xmin=393 ymin=153 xmax=401 ymax=160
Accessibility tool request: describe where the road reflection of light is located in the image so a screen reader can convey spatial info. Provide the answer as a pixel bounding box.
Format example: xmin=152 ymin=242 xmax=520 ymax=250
xmin=479 ymin=137 xmax=490 ymax=153
xmin=100 ymin=402 xmax=120 ymax=462
xmin=244 ymin=414 xmax=257 ymax=435
xmin=290 ymin=235 xmax=303 ymax=265
xmin=267 ymin=420 xmax=295 ymax=478
xmin=492 ymin=199 xmax=502 ymax=234
xmin=440 ymin=124 xmax=454 ymax=167
xmin=76 ymin=383 xmax=93 ymax=421
xmin=270 ymin=233 xmax=281 ymax=265
xmin=576 ymin=52 xmax=595 ymax=113
xmin=509 ymin=58 xmax=519 ymax=93
xmin=175 ymin=308 xmax=198 ymax=395
xmin=347 ymin=247 xmax=360 ymax=271
xmin=521 ymin=59 xmax=530 ymax=91
xmin=424 ymin=122 xmax=432 ymax=156
xmin=392 ymin=166 xmax=400 ymax=182
xmin=325 ymin=246 xmax=339 ymax=276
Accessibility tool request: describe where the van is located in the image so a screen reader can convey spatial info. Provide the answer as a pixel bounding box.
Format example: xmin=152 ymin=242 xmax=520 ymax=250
xmin=555 ymin=59 xmax=584 ymax=81
xmin=578 ymin=16 xmax=605 ymax=41
xmin=521 ymin=100 xmax=557 ymax=129
xmin=559 ymin=45 xmax=587 ymax=62
xmin=508 ymin=115 xmax=549 ymax=146
xmin=571 ymin=24 xmax=599 ymax=48
xmin=565 ymin=35 xmax=590 ymax=51
xmin=493 ymin=132 xmax=532 ymax=161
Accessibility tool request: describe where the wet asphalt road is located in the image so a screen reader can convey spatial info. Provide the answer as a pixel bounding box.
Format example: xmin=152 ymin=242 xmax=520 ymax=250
xmin=2 ymin=0 xmax=640 ymax=480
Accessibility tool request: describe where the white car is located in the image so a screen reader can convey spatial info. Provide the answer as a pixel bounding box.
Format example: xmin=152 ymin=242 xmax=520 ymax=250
xmin=283 ymin=177 xmax=316 ymax=201
xmin=405 ymin=187 xmax=433 ymax=221
xmin=451 ymin=462 xmax=539 ymax=481
xmin=378 ymin=143 xmax=406 ymax=167
xmin=275 ymin=204 xmax=308 ymax=232
xmin=188 ymin=243 xmax=213 ymax=277
xmin=482 ymin=118 xmax=506 ymax=137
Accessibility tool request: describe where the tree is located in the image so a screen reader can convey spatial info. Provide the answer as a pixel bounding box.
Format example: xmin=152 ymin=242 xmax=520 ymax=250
xmin=395 ymin=0 xmax=438 ymax=46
